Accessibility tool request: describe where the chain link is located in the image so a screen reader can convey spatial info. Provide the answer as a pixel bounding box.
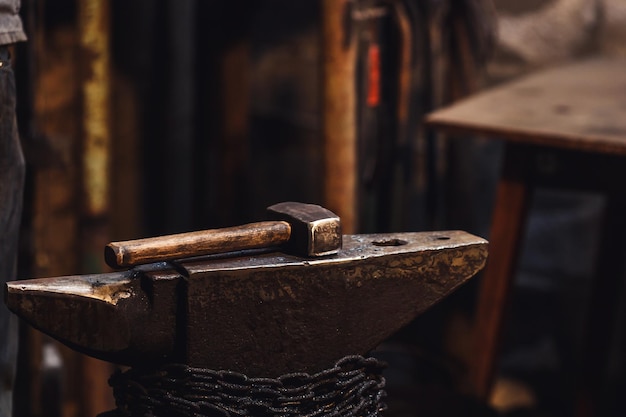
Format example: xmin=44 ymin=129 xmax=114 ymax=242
xmin=108 ymin=355 xmax=387 ymax=417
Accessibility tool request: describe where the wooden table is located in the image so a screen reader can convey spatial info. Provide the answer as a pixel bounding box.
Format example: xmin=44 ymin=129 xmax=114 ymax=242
xmin=426 ymin=57 xmax=626 ymax=416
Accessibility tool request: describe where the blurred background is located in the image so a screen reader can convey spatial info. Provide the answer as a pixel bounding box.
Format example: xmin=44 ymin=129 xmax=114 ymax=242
xmin=8 ymin=0 xmax=626 ymax=416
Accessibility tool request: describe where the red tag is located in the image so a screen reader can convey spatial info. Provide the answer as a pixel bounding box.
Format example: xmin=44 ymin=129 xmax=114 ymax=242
xmin=367 ymin=44 xmax=381 ymax=107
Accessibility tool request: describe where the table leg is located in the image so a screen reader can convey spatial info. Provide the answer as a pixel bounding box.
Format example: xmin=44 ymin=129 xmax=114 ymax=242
xmin=575 ymin=193 xmax=626 ymax=417
xmin=470 ymin=144 xmax=531 ymax=400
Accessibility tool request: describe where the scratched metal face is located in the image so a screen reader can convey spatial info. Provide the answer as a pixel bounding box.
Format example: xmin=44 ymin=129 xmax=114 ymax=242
xmin=180 ymin=231 xmax=487 ymax=376
xmin=5 ymin=231 xmax=487 ymax=374
xmin=307 ymin=216 xmax=342 ymax=256
xmin=5 ymin=265 xmax=181 ymax=365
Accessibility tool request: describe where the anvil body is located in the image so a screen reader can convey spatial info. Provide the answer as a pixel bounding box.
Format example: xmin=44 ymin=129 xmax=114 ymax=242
xmin=5 ymin=231 xmax=487 ymax=377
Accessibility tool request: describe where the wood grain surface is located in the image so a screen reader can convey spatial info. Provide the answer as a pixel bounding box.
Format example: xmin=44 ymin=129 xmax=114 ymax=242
xmin=105 ymin=221 xmax=292 ymax=268
xmin=426 ymin=57 xmax=626 ymax=155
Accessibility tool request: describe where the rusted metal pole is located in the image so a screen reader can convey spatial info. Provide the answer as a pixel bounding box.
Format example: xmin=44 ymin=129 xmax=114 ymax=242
xmin=78 ymin=0 xmax=114 ymax=415
xmin=79 ymin=0 xmax=110 ymax=220
xmin=322 ymin=0 xmax=358 ymax=234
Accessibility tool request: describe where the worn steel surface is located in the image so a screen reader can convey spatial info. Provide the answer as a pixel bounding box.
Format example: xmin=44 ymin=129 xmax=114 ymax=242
xmin=6 ymin=231 xmax=487 ymax=376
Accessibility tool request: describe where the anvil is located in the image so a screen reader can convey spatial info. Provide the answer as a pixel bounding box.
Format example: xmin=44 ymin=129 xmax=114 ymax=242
xmin=5 ymin=231 xmax=487 ymax=377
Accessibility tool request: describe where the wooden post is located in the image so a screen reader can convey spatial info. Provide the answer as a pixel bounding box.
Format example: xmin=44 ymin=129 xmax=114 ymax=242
xmin=78 ymin=0 xmax=115 ymax=415
xmin=27 ymin=22 xmax=81 ymax=417
xmin=321 ymin=0 xmax=358 ymax=234
xmin=162 ymin=0 xmax=196 ymax=232
xmin=219 ymin=39 xmax=251 ymax=225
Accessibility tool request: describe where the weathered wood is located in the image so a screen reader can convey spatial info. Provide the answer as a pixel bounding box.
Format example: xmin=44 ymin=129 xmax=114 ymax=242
xmin=427 ymin=57 xmax=626 ymax=155
xmin=28 ymin=23 xmax=82 ymax=417
xmin=162 ymin=0 xmax=196 ymax=232
xmin=78 ymin=1 xmax=115 ymax=415
xmin=105 ymin=202 xmax=341 ymax=268
xmin=106 ymin=221 xmax=292 ymax=268
xmin=322 ymin=0 xmax=358 ymax=233
xmin=218 ymin=39 xmax=252 ymax=227
xmin=470 ymin=143 xmax=531 ymax=399
xmin=426 ymin=57 xmax=626 ymax=415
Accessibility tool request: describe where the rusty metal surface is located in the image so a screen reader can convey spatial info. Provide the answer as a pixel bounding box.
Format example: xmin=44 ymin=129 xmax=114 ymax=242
xmin=183 ymin=231 xmax=487 ymax=376
xmin=78 ymin=2 xmax=116 ymax=414
xmin=266 ymin=202 xmax=341 ymax=257
xmin=79 ymin=0 xmax=111 ymax=217
xmin=5 ymin=263 xmax=181 ymax=367
xmin=6 ymin=231 xmax=487 ymax=376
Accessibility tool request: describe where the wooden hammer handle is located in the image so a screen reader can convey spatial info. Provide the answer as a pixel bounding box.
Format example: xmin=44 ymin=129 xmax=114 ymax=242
xmin=105 ymin=221 xmax=292 ymax=268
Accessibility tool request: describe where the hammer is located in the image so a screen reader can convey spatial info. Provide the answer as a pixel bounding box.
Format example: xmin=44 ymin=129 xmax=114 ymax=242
xmin=105 ymin=202 xmax=341 ymax=269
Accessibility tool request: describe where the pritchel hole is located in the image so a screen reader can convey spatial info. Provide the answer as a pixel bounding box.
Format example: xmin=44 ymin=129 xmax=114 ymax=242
xmin=372 ymin=239 xmax=408 ymax=247
xmin=434 ymin=236 xmax=450 ymax=240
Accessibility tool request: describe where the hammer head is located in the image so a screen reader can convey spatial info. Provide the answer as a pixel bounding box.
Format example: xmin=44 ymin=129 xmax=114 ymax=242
xmin=266 ymin=202 xmax=341 ymax=257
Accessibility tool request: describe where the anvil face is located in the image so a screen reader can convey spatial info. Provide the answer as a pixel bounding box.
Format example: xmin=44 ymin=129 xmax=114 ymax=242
xmin=5 ymin=231 xmax=487 ymax=376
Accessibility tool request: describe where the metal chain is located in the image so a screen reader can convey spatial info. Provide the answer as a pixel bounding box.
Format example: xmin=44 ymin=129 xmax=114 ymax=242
xmin=108 ymin=355 xmax=387 ymax=417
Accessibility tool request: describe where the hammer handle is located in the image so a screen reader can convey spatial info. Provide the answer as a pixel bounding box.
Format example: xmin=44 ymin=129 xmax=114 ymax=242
xmin=105 ymin=221 xmax=291 ymax=268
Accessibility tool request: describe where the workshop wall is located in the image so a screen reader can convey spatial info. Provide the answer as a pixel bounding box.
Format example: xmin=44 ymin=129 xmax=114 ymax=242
xmin=13 ymin=1 xmax=626 ymax=417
